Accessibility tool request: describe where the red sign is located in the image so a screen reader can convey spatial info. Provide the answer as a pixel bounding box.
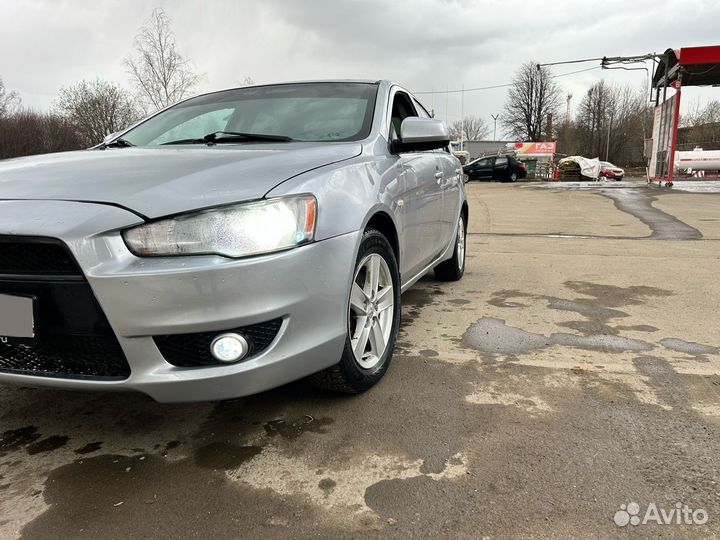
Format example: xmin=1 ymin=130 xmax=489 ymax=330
xmin=513 ymin=142 xmax=557 ymax=154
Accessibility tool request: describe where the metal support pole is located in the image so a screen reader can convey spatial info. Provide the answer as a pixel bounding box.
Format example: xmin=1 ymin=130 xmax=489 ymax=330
xmin=605 ymin=113 xmax=612 ymax=161
xmin=662 ymin=53 xmax=668 ymax=103
xmin=445 ymin=86 xmax=449 ymax=127
xmin=491 ymin=114 xmax=499 ymax=141
xmin=460 ymin=84 xmax=465 ymax=151
xmin=666 ymin=80 xmax=682 ymax=187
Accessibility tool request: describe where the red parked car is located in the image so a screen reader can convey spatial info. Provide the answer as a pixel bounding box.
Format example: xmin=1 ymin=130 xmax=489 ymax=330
xmin=599 ymin=161 xmax=625 ymax=180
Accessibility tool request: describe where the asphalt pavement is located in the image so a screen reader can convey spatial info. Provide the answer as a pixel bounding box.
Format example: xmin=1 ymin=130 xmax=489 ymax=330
xmin=1 ymin=180 xmax=719 ymax=539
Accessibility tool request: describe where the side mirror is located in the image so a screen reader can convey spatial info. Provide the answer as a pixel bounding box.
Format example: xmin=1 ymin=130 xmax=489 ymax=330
xmin=392 ymin=117 xmax=450 ymax=153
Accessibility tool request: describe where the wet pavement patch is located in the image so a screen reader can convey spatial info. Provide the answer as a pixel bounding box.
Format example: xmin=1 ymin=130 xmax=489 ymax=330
xmin=263 ymin=416 xmax=333 ymax=440
xmin=551 ymin=332 xmax=652 ymax=353
xmin=548 ymin=299 xmax=627 ymax=320
xmin=489 ymin=282 xmax=673 ymax=320
xmin=193 ymin=442 xmax=262 ymax=470
xmin=563 ymin=281 xmax=673 ymax=307
xmin=463 ymin=317 xmax=549 ymax=355
xmin=0 ymin=426 xmax=41 ymax=456
xmin=463 ymin=317 xmax=653 ymax=356
xmin=487 ymin=289 xmax=534 ymax=309
xmin=26 ymin=435 xmax=69 ymax=455
xmin=318 ymin=477 xmax=336 ymax=493
xmin=161 ymin=440 xmax=181 ymax=455
xmin=557 ymin=320 xmax=619 ymax=336
xmin=601 ymin=189 xmax=702 ymax=240
xmin=75 ymin=442 xmax=103 ymax=455
xmin=20 ymin=453 xmax=332 ymax=540
xmin=614 ymin=324 xmax=659 ymax=333
xmin=660 ymin=337 xmax=719 ymax=357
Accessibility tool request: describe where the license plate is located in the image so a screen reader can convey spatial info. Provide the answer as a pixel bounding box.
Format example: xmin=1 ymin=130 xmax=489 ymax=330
xmin=0 ymin=294 xmax=35 ymax=340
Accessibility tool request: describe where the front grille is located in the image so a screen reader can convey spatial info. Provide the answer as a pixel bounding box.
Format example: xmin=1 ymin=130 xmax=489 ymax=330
xmin=0 ymin=238 xmax=82 ymax=277
xmin=154 ymin=318 xmax=283 ymax=368
xmin=0 ymin=335 xmax=131 ymax=380
xmin=0 ymin=237 xmax=130 ymax=380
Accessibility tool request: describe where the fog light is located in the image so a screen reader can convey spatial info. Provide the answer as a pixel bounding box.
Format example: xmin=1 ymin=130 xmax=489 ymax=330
xmin=210 ymin=333 xmax=249 ymax=363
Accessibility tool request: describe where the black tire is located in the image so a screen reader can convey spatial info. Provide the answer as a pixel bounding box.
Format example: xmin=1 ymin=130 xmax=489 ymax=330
xmin=434 ymin=213 xmax=466 ymax=281
xmin=310 ymin=229 xmax=401 ymax=393
xmin=510 ymin=172 xmax=518 ymax=182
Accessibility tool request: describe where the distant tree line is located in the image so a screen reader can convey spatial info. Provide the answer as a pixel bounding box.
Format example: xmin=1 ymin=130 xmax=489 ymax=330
xmin=499 ymin=61 xmax=655 ymax=166
xmin=448 ymin=115 xmax=490 ymax=142
xmin=678 ymin=99 xmax=720 ymax=151
xmin=0 ymin=8 xmax=208 ymax=160
xmin=556 ymin=81 xmax=654 ymax=167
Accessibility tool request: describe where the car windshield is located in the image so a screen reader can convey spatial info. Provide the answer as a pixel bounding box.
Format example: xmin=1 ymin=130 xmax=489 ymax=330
xmin=600 ymin=161 xmax=615 ymax=167
xmin=119 ymin=82 xmax=379 ymax=146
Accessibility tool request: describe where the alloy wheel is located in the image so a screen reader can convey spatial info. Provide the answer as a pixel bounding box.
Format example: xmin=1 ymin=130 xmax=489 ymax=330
xmin=348 ymin=253 xmax=395 ymax=369
xmin=456 ymin=216 xmax=466 ymax=270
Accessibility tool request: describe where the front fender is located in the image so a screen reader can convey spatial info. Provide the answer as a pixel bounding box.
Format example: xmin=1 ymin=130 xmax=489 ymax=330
xmin=265 ymin=155 xmax=402 ymax=243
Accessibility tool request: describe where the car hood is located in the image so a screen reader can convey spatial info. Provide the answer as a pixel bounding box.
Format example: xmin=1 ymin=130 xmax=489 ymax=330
xmin=0 ymin=142 xmax=361 ymax=218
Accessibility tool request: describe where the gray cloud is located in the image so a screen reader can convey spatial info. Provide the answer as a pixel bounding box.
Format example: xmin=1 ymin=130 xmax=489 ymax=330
xmin=2 ymin=0 xmax=718 ymax=137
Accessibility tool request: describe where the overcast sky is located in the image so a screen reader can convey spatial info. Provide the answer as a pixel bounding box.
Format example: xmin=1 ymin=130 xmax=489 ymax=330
xmin=2 ymin=0 xmax=719 ymax=138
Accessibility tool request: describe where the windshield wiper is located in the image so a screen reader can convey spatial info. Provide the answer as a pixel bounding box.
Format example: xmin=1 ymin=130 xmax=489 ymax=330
xmin=161 ymin=131 xmax=294 ymax=145
xmin=97 ymin=138 xmax=135 ymax=149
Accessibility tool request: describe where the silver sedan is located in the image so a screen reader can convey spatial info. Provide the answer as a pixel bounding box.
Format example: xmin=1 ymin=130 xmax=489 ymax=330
xmin=0 ymin=80 xmax=467 ymax=402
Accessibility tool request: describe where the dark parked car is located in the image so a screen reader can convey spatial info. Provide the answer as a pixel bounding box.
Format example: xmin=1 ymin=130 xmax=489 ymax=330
xmin=463 ymin=155 xmax=527 ymax=182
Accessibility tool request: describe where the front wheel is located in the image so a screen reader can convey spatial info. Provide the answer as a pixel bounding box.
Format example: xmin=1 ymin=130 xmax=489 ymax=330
xmin=434 ymin=214 xmax=466 ymax=281
xmin=310 ymin=229 xmax=401 ymax=393
xmin=510 ymin=172 xmax=518 ymax=182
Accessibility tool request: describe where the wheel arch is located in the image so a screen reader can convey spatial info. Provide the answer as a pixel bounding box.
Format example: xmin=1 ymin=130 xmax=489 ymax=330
xmin=364 ymin=211 xmax=400 ymax=266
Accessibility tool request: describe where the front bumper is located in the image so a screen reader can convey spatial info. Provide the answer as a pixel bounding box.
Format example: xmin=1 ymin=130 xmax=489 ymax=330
xmin=0 ymin=200 xmax=359 ymax=402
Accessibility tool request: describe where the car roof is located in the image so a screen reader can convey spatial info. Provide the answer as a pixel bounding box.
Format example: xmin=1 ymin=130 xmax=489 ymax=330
xmin=198 ymin=79 xmax=385 ymax=96
xmin=467 ymin=154 xmax=515 ymax=166
xmin=176 ymin=79 xmax=395 ymax=108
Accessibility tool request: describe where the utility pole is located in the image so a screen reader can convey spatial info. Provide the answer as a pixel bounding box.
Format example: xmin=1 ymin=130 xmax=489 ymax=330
xmin=491 ymin=114 xmax=500 ymax=141
xmin=566 ymin=93 xmax=572 ymax=120
xmin=605 ymin=112 xmax=613 ymax=161
xmin=445 ymin=85 xmax=449 ymax=127
xmin=460 ymin=83 xmax=465 ymax=151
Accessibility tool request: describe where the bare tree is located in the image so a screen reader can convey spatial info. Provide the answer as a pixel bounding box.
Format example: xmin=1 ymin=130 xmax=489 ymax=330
xmin=54 ymin=79 xmax=141 ymax=146
xmin=125 ymin=8 xmax=202 ymax=112
xmin=680 ymin=99 xmax=720 ymax=150
xmin=448 ymin=115 xmax=490 ymax=141
xmin=0 ymin=78 xmax=20 ymax=118
xmin=463 ymin=115 xmax=490 ymax=140
xmin=502 ymin=62 xmax=561 ymax=141
xmin=564 ymin=82 xmax=652 ymax=165
xmin=0 ymin=109 xmax=81 ymax=159
xmin=236 ymin=76 xmax=255 ymax=87
xmin=448 ymin=120 xmax=462 ymax=141
xmin=575 ymin=80 xmax=615 ymax=158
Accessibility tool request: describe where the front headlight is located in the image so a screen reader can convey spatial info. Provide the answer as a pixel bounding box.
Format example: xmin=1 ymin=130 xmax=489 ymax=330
xmin=122 ymin=195 xmax=317 ymax=258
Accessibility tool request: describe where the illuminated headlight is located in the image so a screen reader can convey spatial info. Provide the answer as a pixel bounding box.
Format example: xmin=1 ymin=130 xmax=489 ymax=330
xmin=123 ymin=195 xmax=317 ymax=258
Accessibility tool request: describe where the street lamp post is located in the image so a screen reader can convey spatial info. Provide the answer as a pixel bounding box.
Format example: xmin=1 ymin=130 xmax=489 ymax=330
xmin=491 ymin=114 xmax=500 ymax=141
xmin=605 ymin=112 xmax=613 ymax=161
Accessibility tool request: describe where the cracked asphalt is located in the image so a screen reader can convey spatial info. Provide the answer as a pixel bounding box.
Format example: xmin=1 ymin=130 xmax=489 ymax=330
xmin=1 ymin=180 xmax=720 ymax=539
